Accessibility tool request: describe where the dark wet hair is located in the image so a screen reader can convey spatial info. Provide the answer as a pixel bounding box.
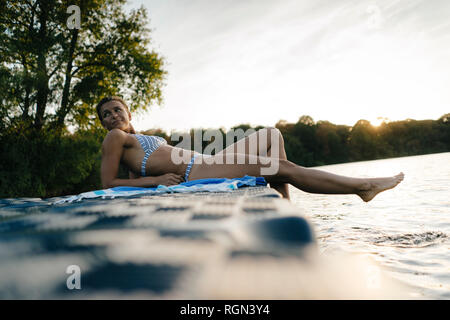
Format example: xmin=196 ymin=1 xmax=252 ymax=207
xmin=96 ymin=96 xmax=136 ymax=133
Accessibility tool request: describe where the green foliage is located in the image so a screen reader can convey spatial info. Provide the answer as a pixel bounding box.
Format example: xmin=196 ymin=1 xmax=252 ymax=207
xmin=0 ymin=0 xmax=167 ymax=198
xmin=0 ymin=127 xmax=104 ymax=198
xmin=0 ymin=0 xmax=166 ymax=131
xmin=280 ymin=115 xmax=450 ymax=166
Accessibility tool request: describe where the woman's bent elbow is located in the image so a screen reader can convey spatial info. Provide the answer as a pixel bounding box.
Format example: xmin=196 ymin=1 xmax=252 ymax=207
xmin=102 ymin=179 xmax=115 ymax=189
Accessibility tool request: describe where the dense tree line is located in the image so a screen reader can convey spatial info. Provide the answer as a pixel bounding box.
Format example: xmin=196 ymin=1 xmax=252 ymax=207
xmin=274 ymin=114 xmax=450 ymax=167
xmin=1 ymin=114 xmax=448 ymax=198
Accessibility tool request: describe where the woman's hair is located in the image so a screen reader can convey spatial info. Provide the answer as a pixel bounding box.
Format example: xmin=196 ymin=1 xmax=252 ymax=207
xmin=96 ymin=96 xmax=136 ymax=133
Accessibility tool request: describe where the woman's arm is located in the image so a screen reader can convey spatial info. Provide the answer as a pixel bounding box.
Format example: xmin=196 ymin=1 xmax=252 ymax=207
xmin=101 ymin=129 xmax=183 ymax=188
xmin=103 ymin=174 xmax=183 ymax=189
xmin=129 ymin=171 xmax=139 ymax=179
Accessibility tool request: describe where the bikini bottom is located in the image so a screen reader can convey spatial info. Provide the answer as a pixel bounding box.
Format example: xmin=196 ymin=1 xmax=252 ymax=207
xmin=184 ymin=153 xmax=213 ymax=182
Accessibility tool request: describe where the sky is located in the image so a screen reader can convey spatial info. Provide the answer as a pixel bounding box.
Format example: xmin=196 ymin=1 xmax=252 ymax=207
xmin=127 ymin=0 xmax=450 ymax=132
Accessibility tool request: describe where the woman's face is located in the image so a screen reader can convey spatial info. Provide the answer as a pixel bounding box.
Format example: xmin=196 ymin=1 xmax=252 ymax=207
xmin=100 ymin=100 xmax=132 ymax=132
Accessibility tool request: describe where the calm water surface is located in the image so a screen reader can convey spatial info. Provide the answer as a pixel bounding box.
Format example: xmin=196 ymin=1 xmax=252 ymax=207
xmin=290 ymin=152 xmax=450 ymax=299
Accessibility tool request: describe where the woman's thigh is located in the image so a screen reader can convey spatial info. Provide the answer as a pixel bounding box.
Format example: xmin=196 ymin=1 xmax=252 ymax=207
xmin=187 ymin=153 xmax=285 ymax=183
xmin=216 ymin=127 xmax=278 ymax=157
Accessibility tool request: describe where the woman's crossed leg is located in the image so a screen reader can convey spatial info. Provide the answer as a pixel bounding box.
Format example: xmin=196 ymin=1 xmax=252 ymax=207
xmin=215 ymin=127 xmax=290 ymax=199
xmin=187 ymin=153 xmax=404 ymax=202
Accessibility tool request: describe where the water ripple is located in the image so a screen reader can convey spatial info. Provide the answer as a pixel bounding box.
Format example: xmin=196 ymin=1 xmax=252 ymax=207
xmin=372 ymin=231 xmax=448 ymax=248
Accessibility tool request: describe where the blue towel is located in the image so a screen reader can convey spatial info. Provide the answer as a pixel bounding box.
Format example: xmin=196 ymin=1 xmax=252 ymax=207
xmin=54 ymin=175 xmax=267 ymax=204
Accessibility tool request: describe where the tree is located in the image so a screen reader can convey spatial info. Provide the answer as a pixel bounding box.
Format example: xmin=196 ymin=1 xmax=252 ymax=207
xmin=0 ymin=0 xmax=166 ymax=133
xmin=315 ymin=121 xmax=349 ymax=164
xmin=293 ymin=115 xmax=318 ymax=160
xmin=348 ymin=120 xmax=378 ymax=160
xmin=298 ymin=115 xmax=314 ymax=126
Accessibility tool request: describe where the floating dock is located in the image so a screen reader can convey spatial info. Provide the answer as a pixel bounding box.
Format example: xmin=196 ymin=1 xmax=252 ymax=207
xmin=0 ymin=186 xmax=407 ymax=299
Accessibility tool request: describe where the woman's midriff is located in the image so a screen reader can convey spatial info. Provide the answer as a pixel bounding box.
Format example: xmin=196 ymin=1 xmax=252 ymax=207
xmin=144 ymin=145 xmax=196 ymax=177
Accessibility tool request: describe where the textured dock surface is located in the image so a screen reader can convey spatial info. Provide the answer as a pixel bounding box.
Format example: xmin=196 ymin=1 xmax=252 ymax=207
xmin=0 ymin=186 xmax=409 ymax=299
xmin=0 ymin=186 xmax=321 ymax=299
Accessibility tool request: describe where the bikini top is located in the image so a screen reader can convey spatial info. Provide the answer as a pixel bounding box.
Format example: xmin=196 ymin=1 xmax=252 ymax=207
xmin=133 ymin=134 xmax=167 ymax=177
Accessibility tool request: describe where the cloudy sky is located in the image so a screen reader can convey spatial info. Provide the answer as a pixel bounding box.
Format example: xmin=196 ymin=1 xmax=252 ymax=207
xmin=127 ymin=0 xmax=450 ymax=132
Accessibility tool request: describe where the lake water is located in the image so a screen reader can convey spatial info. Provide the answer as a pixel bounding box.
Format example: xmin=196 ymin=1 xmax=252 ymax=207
xmin=290 ymin=152 xmax=450 ymax=299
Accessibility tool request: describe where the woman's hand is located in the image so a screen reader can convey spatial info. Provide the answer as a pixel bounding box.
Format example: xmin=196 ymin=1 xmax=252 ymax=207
xmin=153 ymin=173 xmax=184 ymax=186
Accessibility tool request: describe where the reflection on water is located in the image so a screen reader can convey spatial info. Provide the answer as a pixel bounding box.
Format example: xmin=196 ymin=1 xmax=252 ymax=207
xmin=291 ymin=152 xmax=450 ymax=299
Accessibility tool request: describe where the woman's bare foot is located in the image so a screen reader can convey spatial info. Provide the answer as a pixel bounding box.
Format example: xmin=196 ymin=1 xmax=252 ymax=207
xmin=357 ymin=172 xmax=404 ymax=202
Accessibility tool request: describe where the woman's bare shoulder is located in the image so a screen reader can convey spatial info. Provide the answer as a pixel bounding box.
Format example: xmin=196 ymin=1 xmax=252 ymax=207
xmin=102 ymin=129 xmax=132 ymax=150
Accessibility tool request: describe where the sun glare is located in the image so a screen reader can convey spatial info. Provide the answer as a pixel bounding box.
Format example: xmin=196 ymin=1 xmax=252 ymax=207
xmin=371 ymin=117 xmax=389 ymax=127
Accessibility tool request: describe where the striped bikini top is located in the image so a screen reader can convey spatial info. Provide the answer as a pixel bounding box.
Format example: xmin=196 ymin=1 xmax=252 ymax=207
xmin=133 ymin=134 xmax=167 ymax=177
